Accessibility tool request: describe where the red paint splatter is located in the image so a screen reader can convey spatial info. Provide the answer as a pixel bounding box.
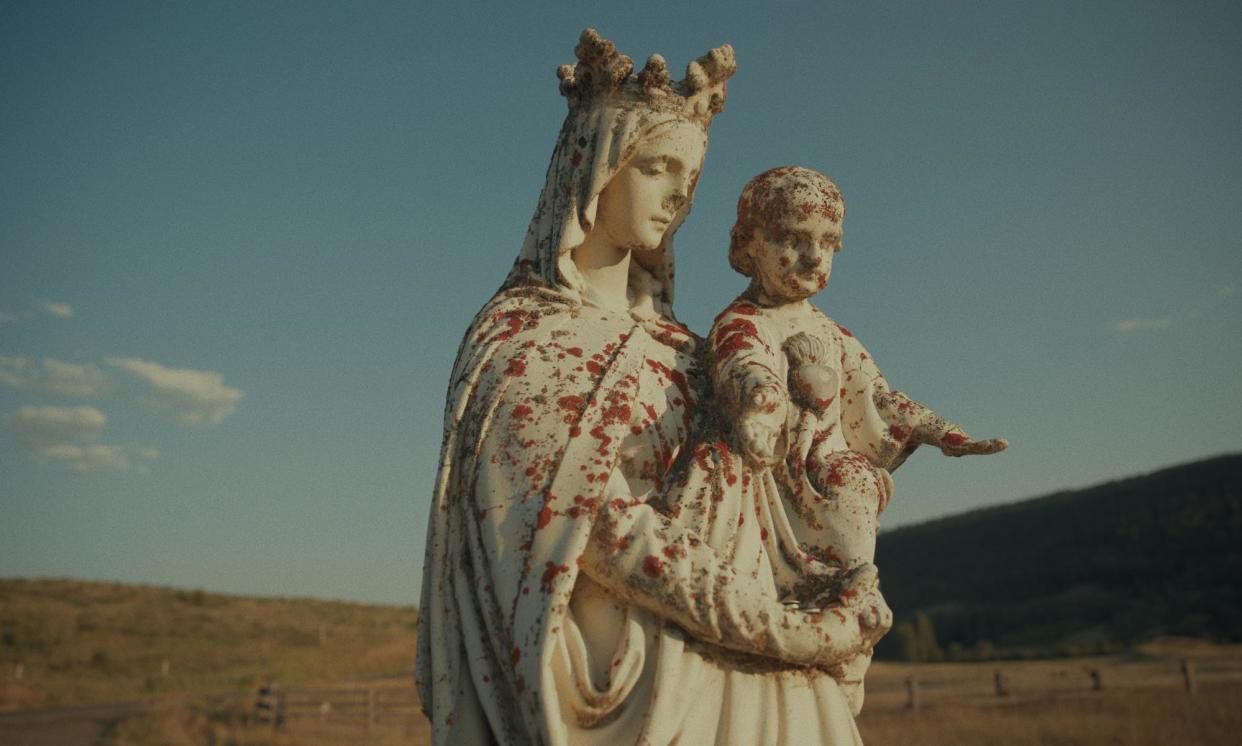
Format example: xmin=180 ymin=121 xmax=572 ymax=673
xmin=511 ymin=646 xmax=521 ymax=665
xmin=586 ymin=359 xmax=605 ymax=377
xmin=589 ymin=424 xmax=612 ymax=456
xmin=557 ymin=395 xmax=586 ymax=426
xmin=512 ymin=404 xmax=533 ymax=420
xmin=505 ymin=357 xmax=527 ymax=376
xmin=941 ymin=432 xmax=968 ymax=446
xmin=565 ymin=346 xmax=583 ymax=357
xmin=642 ymin=555 xmax=664 ymax=578
xmin=540 ymin=561 xmax=569 ymax=593
xmin=537 ymin=506 xmax=553 ymax=528
xmin=837 ymin=323 xmax=853 ymax=337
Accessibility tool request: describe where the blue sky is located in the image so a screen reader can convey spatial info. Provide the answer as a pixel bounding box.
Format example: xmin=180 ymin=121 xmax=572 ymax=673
xmin=2 ymin=1 xmax=1239 ymax=606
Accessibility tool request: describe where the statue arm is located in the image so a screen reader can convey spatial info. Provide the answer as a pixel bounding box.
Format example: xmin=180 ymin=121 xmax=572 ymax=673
xmin=709 ymin=308 xmax=789 ymax=466
xmin=577 ymin=470 xmax=890 ymax=668
xmin=845 ymin=331 xmax=1006 ymax=463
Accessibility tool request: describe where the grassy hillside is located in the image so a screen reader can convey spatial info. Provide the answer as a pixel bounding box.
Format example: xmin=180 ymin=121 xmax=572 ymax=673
xmin=0 ymin=579 xmax=417 ymax=710
xmin=874 ymin=453 xmax=1242 ymax=659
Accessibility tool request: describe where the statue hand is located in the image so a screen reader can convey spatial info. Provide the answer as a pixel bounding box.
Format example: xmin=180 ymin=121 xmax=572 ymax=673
xmin=796 ymin=566 xmax=892 ymax=668
xmin=738 ymin=385 xmax=787 ymax=467
xmin=938 ymin=431 xmax=1008 ymax=457
xmin=840 ymin=564 xmax=891 ymax=647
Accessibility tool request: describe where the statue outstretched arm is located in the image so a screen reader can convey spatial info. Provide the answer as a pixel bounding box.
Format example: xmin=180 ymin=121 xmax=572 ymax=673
xmin=838 ymin=325 xmax=1006 ymax=466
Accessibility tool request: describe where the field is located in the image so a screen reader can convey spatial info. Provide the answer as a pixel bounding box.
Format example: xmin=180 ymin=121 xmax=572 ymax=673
xmin=0 ymin=578 xmax=418 ymax=710
xmin=90 ymin=640 xmax=1242 ymax=746
xmin=4 ymin=579 xmax=1242 ymax=744
xmin=857 ymin=638 xmax=1242 ymax=745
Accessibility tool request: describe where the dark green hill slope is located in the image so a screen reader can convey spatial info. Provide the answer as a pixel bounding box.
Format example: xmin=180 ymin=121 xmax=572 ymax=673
xmin=874 ymin=453 xmax=1242 ymax=659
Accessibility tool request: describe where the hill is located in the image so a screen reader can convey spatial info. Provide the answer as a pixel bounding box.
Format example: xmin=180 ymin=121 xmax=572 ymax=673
xmin=874 ymin=453 xmax=1242 ymax=660
xmin=0 ymin=579 xmax=417 ymax=710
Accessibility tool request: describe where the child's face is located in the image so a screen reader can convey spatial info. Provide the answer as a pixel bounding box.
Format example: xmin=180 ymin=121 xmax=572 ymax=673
xmin=750 ymin=207 xmax=843 ymax=303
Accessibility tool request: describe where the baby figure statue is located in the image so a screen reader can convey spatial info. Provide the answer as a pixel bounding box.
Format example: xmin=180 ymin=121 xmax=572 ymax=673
xmin=708 ymin=166 xmax=1007 ymax=712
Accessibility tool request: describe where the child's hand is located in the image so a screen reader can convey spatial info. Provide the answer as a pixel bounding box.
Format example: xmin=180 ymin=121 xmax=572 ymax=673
xmin=938 ymin=430 xmax=1008 ymax=457
xmin=738 ymin=385 xmax=787 ymax=467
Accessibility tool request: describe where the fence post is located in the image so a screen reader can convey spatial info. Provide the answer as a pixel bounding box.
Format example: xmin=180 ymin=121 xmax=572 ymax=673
xmin=905 ymin=676 xmax=920 ymax=710
xmin=367 ymin=687 xmax=376 ymax=734
xmin=1181 ymin=658 xmax=1198 ymax=695
xmin=256 ymin=681 xmax=279 ymax=729
xmin=1088 ymin=668 xmax=1102 ymax=691
xmin=993 ymin=669 xmax=1008 ymax=698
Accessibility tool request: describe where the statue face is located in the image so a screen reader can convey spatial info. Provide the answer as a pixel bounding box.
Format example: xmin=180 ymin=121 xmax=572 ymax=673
xmin=594 ymin=121 xmax=706 ymax=253
xmin=750 ymin=208 xmax=843 ymax=303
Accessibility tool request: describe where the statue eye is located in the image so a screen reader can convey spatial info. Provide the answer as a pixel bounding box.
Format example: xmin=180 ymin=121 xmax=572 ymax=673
xmin=638 ymin=158 xmax=666 ymax=176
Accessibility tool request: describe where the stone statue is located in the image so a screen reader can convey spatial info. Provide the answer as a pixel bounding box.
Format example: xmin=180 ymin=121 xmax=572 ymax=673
xmin=676 ymin=166 xmax=1008 ymax=714
xmin=416 ymin=30 xmax=895 ymax=745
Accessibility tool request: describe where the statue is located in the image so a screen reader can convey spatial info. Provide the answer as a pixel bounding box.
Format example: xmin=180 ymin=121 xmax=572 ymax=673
xmin=673 ymin=166 xmax=1007 ymax=714
xmin=416 ymin=29 xmax=1014 ymax=745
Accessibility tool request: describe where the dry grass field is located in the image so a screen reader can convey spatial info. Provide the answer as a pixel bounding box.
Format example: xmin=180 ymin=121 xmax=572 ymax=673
xmin=0 ymin=578 xmax=417 ymax=711
xmin=96 ymin=639 xmax=1242 ymax=745
xmin=857 ymin=638 xmax=1242 ymax=745
xmin=5 ymin=579 xmax=1241 ymax=744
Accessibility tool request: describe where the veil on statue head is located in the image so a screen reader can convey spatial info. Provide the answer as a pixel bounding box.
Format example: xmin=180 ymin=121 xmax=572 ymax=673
xmin=507 ymin=29 xmax=736 ymax=319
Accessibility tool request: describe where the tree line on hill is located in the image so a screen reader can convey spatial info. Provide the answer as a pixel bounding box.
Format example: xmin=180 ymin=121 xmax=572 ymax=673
xmin=872 ymin=453 xmax=1242 ymax=661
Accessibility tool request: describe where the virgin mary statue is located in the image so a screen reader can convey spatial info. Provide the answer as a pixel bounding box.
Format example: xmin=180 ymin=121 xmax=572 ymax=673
xmin=417 ymin=29 xmax=890 ymax=745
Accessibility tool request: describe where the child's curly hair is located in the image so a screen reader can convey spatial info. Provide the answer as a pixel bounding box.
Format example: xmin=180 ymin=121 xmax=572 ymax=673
xmin=728 ymin=166 xmax=845 ymax=277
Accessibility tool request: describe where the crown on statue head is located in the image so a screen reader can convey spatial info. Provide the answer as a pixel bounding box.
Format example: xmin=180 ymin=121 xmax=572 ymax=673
xmin=557 ymin=28 xmax=736 ymax=126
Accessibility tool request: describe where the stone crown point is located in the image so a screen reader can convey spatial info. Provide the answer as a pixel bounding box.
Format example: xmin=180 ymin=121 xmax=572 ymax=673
xmin=557 ymin=28 xmax=736 ymax=125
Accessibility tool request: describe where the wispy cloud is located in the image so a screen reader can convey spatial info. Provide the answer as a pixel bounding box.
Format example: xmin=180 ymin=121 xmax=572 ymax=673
xmin=7 ymin=405 xmax=156 ymax=474
xmin=40 ymin=301 xmax=74 ymax=319
xmin=1112 ymin=309 xmax=1201 ymax=334
xmin=0 ymin=356 xmax=110 ymax=397
xmin=38 ymin=443 xmax=130 ymax=473
xmin=0 ymin=310 xmax=16 ymax=325
xmin=1219 ymin=285 xmax=1235 ymax=300
xmin=105 ymin=357 xmax=243 ymax=425
xmin=10 ymin=405 xmax=106 ymax=451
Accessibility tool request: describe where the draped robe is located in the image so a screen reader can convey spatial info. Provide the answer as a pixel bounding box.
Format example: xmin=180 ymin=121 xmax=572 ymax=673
xmin=416 ymin=273 xmax=869 ymax=745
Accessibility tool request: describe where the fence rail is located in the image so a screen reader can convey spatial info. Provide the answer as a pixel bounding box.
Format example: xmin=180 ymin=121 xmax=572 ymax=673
xmin=255 ymin=679 xmax=424 ymax=737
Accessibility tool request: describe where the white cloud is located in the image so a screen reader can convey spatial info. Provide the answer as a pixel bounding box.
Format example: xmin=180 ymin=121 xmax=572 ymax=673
xmin=6 ymin=405 xmax=149 ymax=474
xmin=40 ymin=301 xmax=74 ymax=319
xmin=105 ymin=357 xmax=243 ymax=425
xmin=0 ymin=311 xmax=16 ymax=325
xmin=39 ymin=443 xmax=130 ymax=474
xmin=10 ymin=405 xmax=106 ymax=451
xmin=1220 ymin=285 xmax=1235 ymax=299
xmin=0 ymin=356 xmax=110 ymax=397
xmin=1113 ymin=316 xmax=1175 ymax=333
xmin=0 ymin=356 xmax=31 ymax=389
xmin=1112 ymin=309 xmax=1201 ymax=334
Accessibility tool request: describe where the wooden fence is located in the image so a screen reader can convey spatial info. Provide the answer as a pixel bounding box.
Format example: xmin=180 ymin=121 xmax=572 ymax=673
xmin=255 ymin=679 xmax=425 ymax=740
